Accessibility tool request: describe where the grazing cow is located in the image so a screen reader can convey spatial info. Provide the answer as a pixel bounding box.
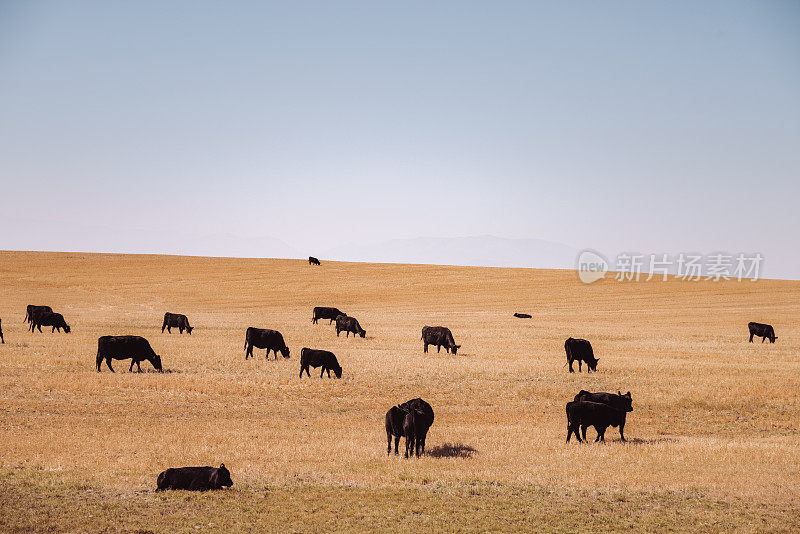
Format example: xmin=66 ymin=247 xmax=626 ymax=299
xmin=564 ymin=337 xmax=598 ymax=372
xmin=335 ymin=315 xmax=366 ymax=338
xmin=308 ymin=256 xmax=321 ymax=265
xmin=0 ymin=318 xmax=4 ymax=344
xmin=29 ymin=311 xmax=71 ymax=333
xmin=162 ymin=312 xmax=193 ymax=334
xmin=244 ymin=327 xmax=290 ymax=359
xmin=312 ymin=306 xmax=346 ymax=325
xmin=386 ymin=398 xmax=435 ymax=458
xmin=748 ymin=322 xmax=777 ymax=343
xmin=574 ymin=390 xmax=632 ymax=441
xmin=421 ymin=326 xmax=460 ymax=355
xmin=566 ymin=400 xmax=625 ymax=443
xmin=513 ymin=313 xmax=532 ymax=319
xmin=24 ymin=305 xmax=52 ymax=325
xmin=156 ymin=464 xmax=233 ymax=491
xmin=299 ymin=348 xmax=342 ymax=378
xmin=96 ymin=335 xmax=162 ymax=373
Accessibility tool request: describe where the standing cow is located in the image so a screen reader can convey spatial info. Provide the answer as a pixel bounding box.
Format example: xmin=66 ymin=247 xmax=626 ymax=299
xmin=24 ymin=305 xmax=52 ymax=326
xmin=421 ymin=326 xmax=460 ymax=355
xmin=96 ymin=335 xmax=163 ymax=373
xmin=385 ymin=398 xmax=435 ymax=458
xmin=308 ymin=256 xmax=321 ymax=265
xmin=335 ymin=315 xmax=366 ymax=338
xmin=574 ymin=390 xmax=632 ymax=441
xmin=244 ymin=327 xmax=290 ymax=359
xmin=566 ymin=400 xmax=626 ymax=443
xmin=299 ymin=348 xmax=342 ymax=378
xmin=748 ymin=322 xmax=777 ymax=343
xmin=565 ymin=338 xmax=598 ymax=372
xmin=162 ymin=312 xmax=194 ymax=334
xmin=29 ymin=311 xmax=71 ymax=333
xmin=312 ymin=307 xmax=346 ymax=325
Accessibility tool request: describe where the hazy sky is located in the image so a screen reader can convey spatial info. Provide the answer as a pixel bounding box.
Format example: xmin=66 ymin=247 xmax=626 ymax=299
xmin=1 ymin=2 xmax=798 ymax=275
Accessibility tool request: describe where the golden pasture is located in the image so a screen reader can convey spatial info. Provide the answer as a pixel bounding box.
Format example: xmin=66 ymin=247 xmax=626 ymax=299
xmin=0 ymin=250 xmax=798 ymax=532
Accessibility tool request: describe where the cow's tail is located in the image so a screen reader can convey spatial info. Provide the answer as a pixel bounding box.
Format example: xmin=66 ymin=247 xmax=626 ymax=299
xmin=244 ymin=330 xmax=248 ymax=352
xmin=96 ymin=346 xmax=103 ymax=372
xmin=23 ymin=310 xmax=28 ymax=323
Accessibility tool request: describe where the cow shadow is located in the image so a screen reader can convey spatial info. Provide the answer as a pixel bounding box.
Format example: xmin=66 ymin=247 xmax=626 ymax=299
xmin=426 ymin=443 xmax=477 ymax=458
xmin=623 ymin=437 xmax=676 ymax=445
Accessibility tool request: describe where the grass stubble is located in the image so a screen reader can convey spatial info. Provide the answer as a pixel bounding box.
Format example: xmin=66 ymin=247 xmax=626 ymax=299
xmin=0 ymin=251 xmax=798 ymax=532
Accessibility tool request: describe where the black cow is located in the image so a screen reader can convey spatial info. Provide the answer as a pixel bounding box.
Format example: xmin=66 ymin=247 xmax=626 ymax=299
xmin=574 ymin=390 xmax=632 ymax=441
xmin=96 ymin=335 xmax=163 ymax=373
xmin=244 ymin=327 xmax=290 ymax=359
xmin=156 ymin=464 xmax=233 ymax=491
xmin=312 ymin=306 xmax=346 ymax=325
xmin=335 ymin=315 xmax=366 ymax=338
xmin=565 ymin=337 xmax=598 ymax=372
xmin=386 ymin=398 xmax=434 ymax=458
xmin=308 ymin=256 xmax=321 ymax=265
xmin=0 ymin=318 xmax=4 ymax=344
xmin=29 ymin=311 xmax=71 ymax=333
xmin=162 ymin=312 xmax=193 ymax=334
xmin=299 ymin=348 xmax=342 ymax=378
xmin=421 ymin=326 xmax=460 ymax=355
xmin=513 ymin=313 xmax=532 ymax=319
xmin=748 ymin=322 xmax=777 ymax=343
xmin=24 ymin=305 xmax=52 ymax=325
xmin=566 ymin=401 xmax=625 ymax=443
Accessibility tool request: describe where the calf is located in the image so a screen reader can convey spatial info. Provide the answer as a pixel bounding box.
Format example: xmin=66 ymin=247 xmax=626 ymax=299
xmin=156 ymin=464 xmax=233 ymax=491
xmin=421 ymin=326 xmax=460 ymax=355
xmin=574 ymin=390 xmax=632 ymax=441
xmin=564 ymin=337 xmax=598 ymax=372
xmin=96 ymin=335 xmax=163 ymax=373
xmin=299 ymin=348 xmax=342 ymax=378
xmin=748 ymin=322 xmax=777 ymax=343
xmin=312 ymin=306 xmax=345 ymax=325
xmin=335 ymin=315 xmax=366 ymax=338
xmin=566 ymin=401 xmax=625 ymax=443
xmin=244 ymin=327 xmax=290 ymax=359
xmin=30 ymin=311 xmax=71 ymax=333
xmin=162 ymin=312 xmax=193 ymax=334
xmin=308 ymin=256 xmax=321 ymax=265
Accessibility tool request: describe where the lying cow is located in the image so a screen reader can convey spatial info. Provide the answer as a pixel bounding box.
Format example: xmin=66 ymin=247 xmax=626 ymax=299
xmin=421 ymin=326 xmax=460 ymax=355
xmin=96 ymin=335 xmax=163 ymax=372
xmin=162 ymin=312 xmax=193 ymax=334
xmin=0 ymin=318 xmax=4 ymax=343
xmin=566 ymin=400 xmax=625 ymax=443
xmin=299 ymin=348 xmax=342 ymax=378
xmin=748 ymin=322 xmax=777 ymax=343
xmin=244 ymin=327 xmax=290 ymax=359
xmin=312 ymin=306 xmax=346 ymax=325
xmin=24 ymin=305 xmax=52 ymax=325
xmin=565 ymin=337 xmax=598 ymax=372
xmin=29 ymin=311 xmax=71 ymax=333
xmin=308 ymin=256 xmax=321 ymax=265
xmin=574 ymin=390 xmax=632 ymax=441
xmin=513 ymin=313 xmax=532 ymax=319
xmin=156 ymin=464 xmax=233 ymax=491
xmin=335 ymin=315 xmax=366 ymax=338
xmin=386 ymin=398 xmax=435 ymax=458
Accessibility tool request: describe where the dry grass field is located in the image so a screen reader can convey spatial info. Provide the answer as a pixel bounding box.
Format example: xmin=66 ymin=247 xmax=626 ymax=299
xmin=1 ymin=250 xmax=799 ymax=532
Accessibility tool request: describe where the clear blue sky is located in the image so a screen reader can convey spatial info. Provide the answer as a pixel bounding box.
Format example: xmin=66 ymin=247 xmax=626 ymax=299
xmin=1 ymin=2 xmax=798 ymax=276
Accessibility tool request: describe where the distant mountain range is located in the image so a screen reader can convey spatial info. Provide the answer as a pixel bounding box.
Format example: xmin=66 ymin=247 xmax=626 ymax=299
xmin=323 ymin=235 xmax=577 ymax=269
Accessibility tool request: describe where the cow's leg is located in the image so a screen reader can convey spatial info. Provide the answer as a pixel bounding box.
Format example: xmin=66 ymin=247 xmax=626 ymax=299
xmin=106 ymin=358 xmax=115 ymax=372
xmin=320 ymin=367 xmax=325 ymax=378
xmin=162 ymin=323 xmax=166 ymax=333
xmin=336 ymin=329 xmax=340 ymax=337
xmin=394 ymin=436 xmax=400 ymax=455
xmin=329 ymin=318 xmax=334 ymax=324
xmin=567 ymin=423 xmax=576 ymax=442
xmin=568 ymin=359 xmax=574 ymax=373
xmin=619 ymin=421 xmax=626 ymax=441
xmin=130 ymin=359 xmax=135 ymax=372
xmin=762 ymin=336 xmax=766 ymax=343
xmin=749 ymin=332 xmax=754 ymax=342
xmin=137 ymin=360 xmax=143 ymax=372
xmin=581 ymin=425 xmax=587 ymax=441
xmin=387 ymin=432 xmax=392 ymax=455
xmin=37 ymin=324 xmax=43 ymax=333
xmin=179 ymin=327 xmax=183 ymax=334
xmin=595 ymin=426 xmax=606 ymax=442
xmin=437 ymin=345 xmax=441 ymax=353
xmin=578 ymin=360 xmax=582 ymax=372
xmin=423 ymin=343 xmax=428 ymax=353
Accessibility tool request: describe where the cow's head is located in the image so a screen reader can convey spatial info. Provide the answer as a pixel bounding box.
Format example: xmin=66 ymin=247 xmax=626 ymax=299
xmin=587 ymin=358 xmax=598 ymax=372
xmin=63 ymin=324 xmax=71 ymax=334
xmin=152 ymin=354 xmax=163 ymax=371
xmin=333 ymin=364 xmax=343 ymax=378
xmin=186 ymin=326 xmax=194 ymax=334
xmin=617 ymin=390 xmax=633 ymax=412
xmin=359 ymin=329 xmax=366 ymax=338
xmin=280 ymin=346 xmax=290 ymax=359
xmin=211 ymin=463 xmax=233 ymax=488
xmin=451 ymin=344 xmax=461 ymax=355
